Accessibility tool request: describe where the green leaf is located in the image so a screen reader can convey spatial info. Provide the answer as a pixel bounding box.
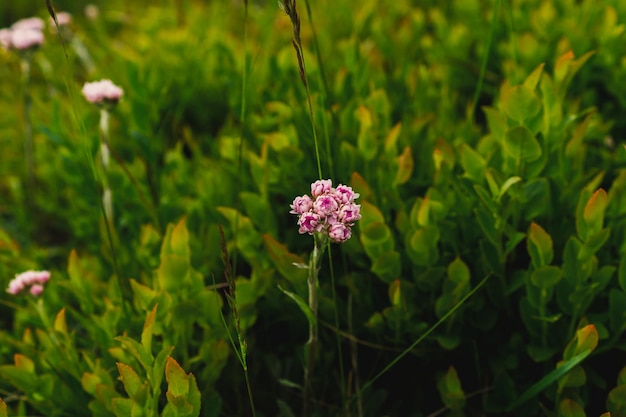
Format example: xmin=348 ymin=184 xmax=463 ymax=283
xmin=157 ymin=254 xmax=190 ymax=292
xmin=583 ymin=189 xmax=608 ymax=238
xmin=371 ymin=250 xmax=402 ymax=283
xmin=141 ymin=304 xmax=158 ymax=355
xmin=459 ymin=144 xmax=486 ymax=182
xmin=361 ymin=222 xmax=394 ymax=260
xmin=564 ymin=324 xmax=599 ymax=361
xmin=166 ymin=356 xmax=189 ymax=398
xmin=437 ymin=366 xmax=465 ymax=410
xmin=527 ymin=222 xmax=554 ymax=268
xmin=117 ymin=363 xmax=143 ymax=398
xmin=523 ymin=63 xmax=545 ymax=90
xmin=263 ymin=234 xmax=307 ymax=284
xmin=359 ymin=200 xmax=385 ymax=230
xmin=448 ymin=257 xmax=470 ymax=284
xmin=111 ymin=398 xmax=133 ymax=417
xmin=497 ymin=176 xmax=522 ymax=202
xmin=407 ymin=225 xmax=440 ymax=266
xmin=558 ymin=399 xmax=586 ymax=417
xmin=388 ymin=280 xmax=402 ymax=307
xmin=503 ymin=126 xmax=542 ymax=162
xmin=608 ymin=385 xmax=626 ymax=415
xmin=502 ymin=85 xmax=542 ymax=123
xmin=278 ymin=285 xmax=316 ymax=327
xmin=356 ymin=105 xmax=377 ymax=161
xmin=531 ymin=266 xmax=562 ymax=289
xmin=394 ymin=146 xmax=414 ymax=186
xmin=130 ymin=279 xmax=157 ymax=311
xmin=0 ymin=398 xmax=7 ymax=417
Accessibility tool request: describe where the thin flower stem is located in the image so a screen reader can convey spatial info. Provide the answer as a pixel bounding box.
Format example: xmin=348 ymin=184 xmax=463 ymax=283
xmin=20 ymin=58 xmax=35 ymax=195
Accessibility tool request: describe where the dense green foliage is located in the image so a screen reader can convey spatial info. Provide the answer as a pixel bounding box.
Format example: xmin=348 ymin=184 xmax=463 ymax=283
xmin=1 ymin=0 xmax=626 ymax=416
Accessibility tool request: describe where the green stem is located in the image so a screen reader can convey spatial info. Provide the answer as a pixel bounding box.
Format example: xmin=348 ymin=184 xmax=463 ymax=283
xmin=469 ymin=0 xmax=501 ymax=123
xmin=303 ymin=233 xmax=327 ymax=417
xmin=21 ymin=58 xmax=35 ymax=196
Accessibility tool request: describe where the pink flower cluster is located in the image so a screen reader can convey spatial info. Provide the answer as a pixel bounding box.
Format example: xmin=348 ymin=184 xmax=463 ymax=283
xmin=0 ymin=17 xmax=45 ymax=51
xmin=6 ymin=270 xmax=50 ymax=296
xmin=290 ymin=179 xmax=361 ymax=243
xmin=82 ymin=79 xmax=124 ymax=105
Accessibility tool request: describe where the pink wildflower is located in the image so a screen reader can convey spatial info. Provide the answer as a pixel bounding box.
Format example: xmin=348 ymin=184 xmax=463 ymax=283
xmin=290 ymin=195 xmax=313 ymax=215
xmin=6 ymin=270 xmax=50 ymax=296
xmin=82 ymin=79 xmax=124 ymax=105
xmin=51 ymin=12 xmax=72 ymax=27
xmin=291 ymin=179 xmax=360 ymax=243
xmin=12 ymin=17 xmax=45 ymax=31
xmin=311 ymin=179 xmax=333 ymax=198
xmin=11 ymin=28 xmax=44 ymax=50
xmin=328 ymin=223 xmax=351 ymax=243
xmin=299 ymin=212 xmax=322 ymax=234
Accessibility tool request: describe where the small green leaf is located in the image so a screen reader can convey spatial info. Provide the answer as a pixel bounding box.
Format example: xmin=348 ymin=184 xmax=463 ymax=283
xmin=608 ymin=385 xmax=626 ymax=415
xmin=278 ymin=285 xmax=316 ymax=327
xmin=564 ymin=324 xmax=599 ymax=360
xmin=527 ymin=222 xmax=554 ymax=268
xmin=407 ymin=225 xmax=440 ymax=266
xmin=0 ymin=397 xmax=7 ymax=417
xmin=531 ymin=266 xmax=562 ymax=289
xmin=165 ymin=356 xmax=189 ymax=398
xmin=130 ymin=279 xmax=157 ymax=311
xmin=141 ymin=304 xmax=158 ymax=354
xmin=111 ymin=398 xmax=133 ymax=417
xmin=117 ymin=363 xmax=143 ymax=398
xmin=460 ymin=144 xmax=486 ymax=182
xmin=157 ymin=255 xmax=190 ymax=292
xmin=523 ymin=63 xmax=545 ymax=90
xmin=359 ymin=200 xmax=385 ymax=230
xmin=503 ymin=126 xmax=542 ymax=162
xmin=448 ymin=257 xmax=470 ymax=284
xmin=502 ymin=85 xmax=542 ymax=123
xmin=361 ymin=222 xmax=394 ymax=260
xmin=437 ymin=366 xmax=465 ymax=410
xmin=394 ymin=146 xmax=414 ymax=186
xmin=371 ymin=250 xmax=402 ymax=283
xmin=388 ymin=280 xmax=402 ymax=307
xmin=558 ymin=398 xmax=586 ymax=417
xmin=498 ymin=176 xmax=522 ymax=202
xmin=583 ymin=189 xmax=608 ymax=238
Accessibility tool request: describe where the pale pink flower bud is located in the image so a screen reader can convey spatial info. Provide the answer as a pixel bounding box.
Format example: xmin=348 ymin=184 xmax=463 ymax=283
xmin=290 ymin=195 xmax=313 ymax=215
xmin=298 ymin=212 xmax=322 ymax=234
xmin=311 ymin=179 xmax=333 ymax=198
xmin=30 ymin=284 xmax=44 ymax=296
xmin=34 ymin=270 xmax=51 ymax=284
xmin=12 ymin=17 xmax=45 ymax=31
xmin=11 ymin=28 xmax=44 ymax=50
xmin=339 ymin=203 xmax=361 ymax=225
xmin=82 ymin=79 xmax=124 ymax=105
xmin=6 ymin=278 xmax=25 ymax=295
xmin=51 ymin=12 xmax=72 ymax=27
xmin=334 ymin=184 xmax=360 ymax=204
xmin=313 ymin=194 xmax=339 ymax=217
xmin=328 ymin=223 xmax=351 ymax=243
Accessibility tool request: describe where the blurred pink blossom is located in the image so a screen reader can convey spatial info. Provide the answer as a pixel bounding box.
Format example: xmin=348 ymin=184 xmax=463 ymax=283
xmin=82 ymin=79 xmax=124 ymax=105
xmin=12 ymin=17 xmax=45 ymax=31
xmin=10 ymin=28 xmax=44 ymax=50
xmin=6 ymin=270 xmax=50 ymax=296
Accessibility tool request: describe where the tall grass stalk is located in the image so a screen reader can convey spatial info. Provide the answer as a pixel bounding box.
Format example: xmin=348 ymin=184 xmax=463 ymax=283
xmin=46 ymin=1 xmax=132 ymax=316
xmin=228 ymin=0 xmax=257 ymax=416
xmin=469 ymin=0 xmax=501 ymax=123
xmin=218 ymin=225 xmax=257 ymax=417
xmin=280 ymin=2 xmax=329 ymax=415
